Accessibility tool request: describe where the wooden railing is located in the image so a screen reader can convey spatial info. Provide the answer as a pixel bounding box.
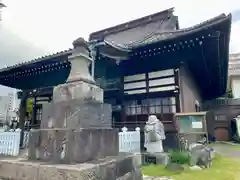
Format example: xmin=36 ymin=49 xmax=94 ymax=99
xmin=203 ymin=98 xmax=240 ymax=110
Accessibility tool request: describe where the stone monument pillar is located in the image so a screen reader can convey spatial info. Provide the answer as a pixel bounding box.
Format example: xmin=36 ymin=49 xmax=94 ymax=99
xmin=23 ymin=38 xmax=143 ymax=180
xmin=28 ymin=38 xmax=118 ymax=164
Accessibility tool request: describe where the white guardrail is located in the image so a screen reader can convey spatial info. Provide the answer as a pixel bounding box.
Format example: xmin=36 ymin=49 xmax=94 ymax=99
xmin=0 ymin=129 xmax=21 ymax=156
xmin=118 ymin=127 xmax=141 ymax=153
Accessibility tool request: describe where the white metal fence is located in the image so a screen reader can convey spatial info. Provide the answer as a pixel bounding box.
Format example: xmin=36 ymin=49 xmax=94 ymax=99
xmin=22 ymin=131 xmax=30 ymax=148
xmin=0 ymin=127 xmax=141 ymax=156
xmin=0 ymin=129 xmax=21 ymax=156
xmin=119 ymin=127 xmax=141 ymax=153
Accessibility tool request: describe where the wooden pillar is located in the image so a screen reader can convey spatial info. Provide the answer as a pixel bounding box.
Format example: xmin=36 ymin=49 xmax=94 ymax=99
xmin=174 ymin=68 xmax=181 ymax=112
xmin=31 ymin=96 xmax=37 ymax=128
xmin=19 ymin=90 xmax=28 ymax=147
xmin=120 ymin=69 xmax=126 ymax=126
xmin=145 ymin=72 xmax=150 ymax=115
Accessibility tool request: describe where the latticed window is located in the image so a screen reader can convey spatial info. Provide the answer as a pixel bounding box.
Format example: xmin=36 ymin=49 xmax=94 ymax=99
xmin=36 ymin=107 xmax=42 ymax=122
xmin=125 ymin=100 xmax=141 ymax=115
xmin=125 ymin=97 xmax=176 ymax=115
xmin=105 ymin=98 xmax=121 ymax=111
xmin=149 ymin=97 xmax=176 ymax=114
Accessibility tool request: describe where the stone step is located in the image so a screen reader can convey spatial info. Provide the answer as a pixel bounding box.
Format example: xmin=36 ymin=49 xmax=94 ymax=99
xmin=0 ymin=153 xmax=142 ymax=180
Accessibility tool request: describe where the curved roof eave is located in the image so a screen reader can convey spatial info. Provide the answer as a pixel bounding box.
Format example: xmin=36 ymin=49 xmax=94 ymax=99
xmin=0 ymin=49 xmax=72 ymax=73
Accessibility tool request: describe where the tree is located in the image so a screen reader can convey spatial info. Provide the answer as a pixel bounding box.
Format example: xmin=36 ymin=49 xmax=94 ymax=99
xmin=26 ymin=98 xmax=34 ymax=117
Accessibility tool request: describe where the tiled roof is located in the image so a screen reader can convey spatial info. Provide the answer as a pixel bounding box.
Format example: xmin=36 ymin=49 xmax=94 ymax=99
xmin=98 ymin=13 xmax=231 ymax=58
xmin=123 ymin=13 xmax=230 ymax=48
xmin=0 ymin=11 xmax=230 ymax=74
xmin=89 ymin=8 xmax=175 ymax=41
xmin=0 ymin=8 xmax=175 ymax=73
xmin=103 ymin=17 xmax=176 ymax=47
xmin=90 ymin=11 xmax=230 ymax=52
xmin=0 ymin=49 xmax=72 ymax=73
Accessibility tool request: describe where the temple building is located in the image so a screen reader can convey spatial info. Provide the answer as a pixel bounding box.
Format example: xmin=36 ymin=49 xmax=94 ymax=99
xmin=229 ymin=53 xmax=240 ymax=98
xmin=0 ymin=8 xmax=231 ymax=145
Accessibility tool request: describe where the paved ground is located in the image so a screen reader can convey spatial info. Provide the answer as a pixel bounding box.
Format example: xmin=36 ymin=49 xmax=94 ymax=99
xmin=143 ymin=176 xmax=172 ymax=180
xmin=210 ymin=143 xmax=240 ymax=158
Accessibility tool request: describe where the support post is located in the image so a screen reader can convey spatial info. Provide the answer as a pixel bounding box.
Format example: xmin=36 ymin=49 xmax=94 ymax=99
xmin=145 ymin=72 xmax=150 ymax=115
xmin=19 ymin=90 xmax=28 ymax=147
xmin=120 ymin=68 xmax=126 ymax=126
xmin=31 ymin=96 xmax=37 ymax=129
xmin=174 ymin=68 xmax=181 ymax=112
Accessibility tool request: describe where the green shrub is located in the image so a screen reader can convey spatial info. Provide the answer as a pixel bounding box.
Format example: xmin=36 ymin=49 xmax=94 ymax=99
xmin=168 ymin=150 xmax=190 ymax=165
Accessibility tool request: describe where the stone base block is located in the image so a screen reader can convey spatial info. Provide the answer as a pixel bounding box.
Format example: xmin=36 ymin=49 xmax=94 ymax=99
xmin=53 ymin=80 xmax=103 ymax=103
xmin=142 ymin=152 xmax=169 ymax=165
xmin=0 ymin=153 xmax=143 ymax=180
xmin=41 ymin=101 xmax=112 ymax=129
xmin=28 ymin=128 xmax=119 ymax=164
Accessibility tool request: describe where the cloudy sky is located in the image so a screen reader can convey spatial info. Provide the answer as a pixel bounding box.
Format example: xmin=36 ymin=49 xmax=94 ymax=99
xmin=0 ymin=0 xmax=240 ymax=95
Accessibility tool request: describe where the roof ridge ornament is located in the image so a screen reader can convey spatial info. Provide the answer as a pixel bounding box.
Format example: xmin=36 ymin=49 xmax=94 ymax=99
xmin=72 ymin=37 xmax=89 ymax=49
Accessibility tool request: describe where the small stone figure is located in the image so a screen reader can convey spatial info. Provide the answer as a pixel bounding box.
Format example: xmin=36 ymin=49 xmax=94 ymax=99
xmin=189 ymin=143 xmax=212 ymax=168
xmin=144 ymin=115 xmax=166 ymax=153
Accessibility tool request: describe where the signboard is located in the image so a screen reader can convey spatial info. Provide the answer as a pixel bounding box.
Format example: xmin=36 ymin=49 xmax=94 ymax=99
xmin=192 ymin=121 xmax=203 ymax=129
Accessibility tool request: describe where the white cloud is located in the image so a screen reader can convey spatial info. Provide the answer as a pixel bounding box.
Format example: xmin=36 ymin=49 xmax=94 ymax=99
xmin=0 ymin=25 xmax=45 ymax=95
xmin=2 ymin=0 xmax=240 ymax=52
xmin=3 ymin=0 xmax=240 ymax=52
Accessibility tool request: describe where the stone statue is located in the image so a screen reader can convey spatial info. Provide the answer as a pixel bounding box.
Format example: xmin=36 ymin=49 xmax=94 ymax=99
xmin=144 ymin=115 xmax=165 ymax=153
xmin=188 ymin=143 xmax=213 ymax=168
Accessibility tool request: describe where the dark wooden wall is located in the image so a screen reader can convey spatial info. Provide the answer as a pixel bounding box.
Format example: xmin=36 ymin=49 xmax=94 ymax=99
xmin=203 ymin=99 xmax=240 ymax=141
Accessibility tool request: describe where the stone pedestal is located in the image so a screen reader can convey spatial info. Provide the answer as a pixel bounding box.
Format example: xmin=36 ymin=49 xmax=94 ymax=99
xmin=28 ymin=128 xmax=118 ymax=164
xmin=41 ymin=100 xmax=112 ymax=129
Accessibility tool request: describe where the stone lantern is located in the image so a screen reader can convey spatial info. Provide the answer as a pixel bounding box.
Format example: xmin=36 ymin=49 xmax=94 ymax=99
xmin=53 ymin=37 xmax=103 ymax=103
